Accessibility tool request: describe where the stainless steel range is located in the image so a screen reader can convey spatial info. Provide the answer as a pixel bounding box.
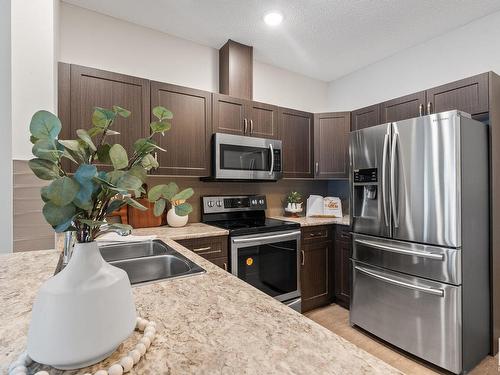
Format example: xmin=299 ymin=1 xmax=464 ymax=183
xmin=349 ymin=110 xmax=490 ymax=374
xmin=202 ymin=194 xmax=301 ymax=312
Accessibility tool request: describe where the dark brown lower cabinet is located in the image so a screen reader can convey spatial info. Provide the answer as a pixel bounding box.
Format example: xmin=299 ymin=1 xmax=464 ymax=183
xmin=334 ymin=226 xmax=351 ymax=309
xmin=301 ymin=226 xmax=333 ymax=312
xmin=175 ymin=236 xmax=228 ymax=270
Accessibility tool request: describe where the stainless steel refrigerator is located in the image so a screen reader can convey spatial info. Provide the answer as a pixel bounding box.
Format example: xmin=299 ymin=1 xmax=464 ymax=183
xmin=349 ymin=110 xmax=489 ymax=374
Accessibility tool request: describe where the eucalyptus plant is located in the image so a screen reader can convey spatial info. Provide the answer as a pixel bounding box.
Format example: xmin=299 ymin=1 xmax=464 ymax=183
xmin=28 ymin=105 xmax=193 ymax=242
xmin=286 ymin=191 xmax=302 ymax=204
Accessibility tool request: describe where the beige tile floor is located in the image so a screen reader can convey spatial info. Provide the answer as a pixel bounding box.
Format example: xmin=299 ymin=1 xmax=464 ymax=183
xmin=306 ymin=304 xmax=499 ymax=375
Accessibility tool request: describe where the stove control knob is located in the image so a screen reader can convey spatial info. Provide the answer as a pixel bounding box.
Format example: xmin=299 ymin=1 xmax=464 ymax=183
xmin=251 ymin=199 xmax=257 ymax=205
xmin=259 ymin=199 xmax=265 ymax=205
xmin=216 ymin=200 xmax=222 ymax=207
xmin=207 ymin=200 xmax=214 ymax=208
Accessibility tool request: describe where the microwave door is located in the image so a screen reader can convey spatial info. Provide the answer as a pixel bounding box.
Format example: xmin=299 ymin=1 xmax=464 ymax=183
xmin=350 ymin=123 xmax=391 ymax=238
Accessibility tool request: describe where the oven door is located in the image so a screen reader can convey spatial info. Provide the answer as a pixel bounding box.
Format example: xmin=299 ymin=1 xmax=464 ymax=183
xmin=231 ymin=230 xmax=301 ymax=302
xmin=214 ymin=133 xmax=282 ymax=180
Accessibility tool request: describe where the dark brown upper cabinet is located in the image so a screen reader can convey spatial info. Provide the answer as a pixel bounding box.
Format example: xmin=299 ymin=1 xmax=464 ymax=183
xmin=351 ymin=104 xmax=381 ymax=131
xmin=279 ymin=108 xmax=314 ymax=178
xmin=426 ymin=73 xmax=489 ymax=116
xmin=314 ymin=112 xmax=351 ymax=179
xmin=212 ymin=93 xmax=279 ymax=139
xmin=150 ymin=82 xmax=212 ymax=176
xmin=219 ymin=40 xmax=253 ymax=100
xmin=61 ymin=64 xmax=150 ymax=171
xmin=380 ymin=91 xmax=426 ymax=123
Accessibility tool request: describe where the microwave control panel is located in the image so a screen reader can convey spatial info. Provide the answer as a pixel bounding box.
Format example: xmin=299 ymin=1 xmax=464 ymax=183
xmin=272 ymin=149 xmax=282 ymax=172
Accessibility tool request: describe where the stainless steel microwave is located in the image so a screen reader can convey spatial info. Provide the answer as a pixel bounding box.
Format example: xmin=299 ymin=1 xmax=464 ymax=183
xmin=212 ymin=133 xmax=283 ymax=180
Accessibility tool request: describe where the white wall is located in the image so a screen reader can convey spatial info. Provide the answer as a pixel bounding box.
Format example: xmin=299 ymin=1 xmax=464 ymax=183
xmin=59 ymin=3 xmax=328 ymax=114
xmin=0 ymin=0 xmax=12 ymax=253
xmin=11 ymin=0 xmax=59 ymax=160
xmin=327 ymin=10 xmax=500 ymax=111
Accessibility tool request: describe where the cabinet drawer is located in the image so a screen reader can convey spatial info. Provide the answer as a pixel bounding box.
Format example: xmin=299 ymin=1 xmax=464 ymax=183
xmin=176 ymin=236 xmax=228 ymax=260
xmin=302 ymin=226 xmax=331 ymax=243
xmin=335 ymin=225 xmax=351 ymax=242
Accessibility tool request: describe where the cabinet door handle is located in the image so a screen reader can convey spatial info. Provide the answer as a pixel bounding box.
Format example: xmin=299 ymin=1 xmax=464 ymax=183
xmin=250 ymin=119 xmax=254 ymax=134
xmin=419 ymin=104 xmax=424 ymax=116
xmin=223 ymin=262 xmax=228 ymax=271
xmin=301 ymin=250 xmax=305 ymax=266
xmin=315 ymin=162 xmax=319 ymax=175
xmin=426 ymin=102 xmax=433 ymax=115
xmin=244 ymin=118 xmax=248 ymax=134
xmin=192 ymin=246 xmax=211 ymax=253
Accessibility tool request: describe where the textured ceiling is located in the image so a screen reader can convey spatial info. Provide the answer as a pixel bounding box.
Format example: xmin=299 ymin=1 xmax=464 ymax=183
xmin=63 ymin=0 xmax=500 ymax=82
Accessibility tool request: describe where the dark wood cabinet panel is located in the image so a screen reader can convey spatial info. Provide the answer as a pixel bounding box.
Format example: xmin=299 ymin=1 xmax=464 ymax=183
xmin=351 ymin=104 xmax=381 ymax=131
xmin=68 ymin=64 xmax=150 ymax=170
xmin=301 ymin=226 xmax=333 ymax=313
xmin=381 ymin=91 xmax=426 ymax=123
xmin=334 ymin=226 xmax=351 ymax=309
xmin=427 ymin=73 xmax=489 ymax=115
xmin=247 ymin=101 xmax=279 ymax=139
xmin=279 ymin=107 xmax=313 ymax=178
xmin=175 ymin=235 xmax=228 ymax=260
xmin=219 ymin=40 xmax=253 ymax=100
xmin=151 ymin=82 xmax=211 ymax=176
xmin=211 ymin=256 xmax=229 ymax=272
xmin=212 ymin=93 xmax=247 ymax=136
xmin=314 ymin=112 xmax=350 ymax=179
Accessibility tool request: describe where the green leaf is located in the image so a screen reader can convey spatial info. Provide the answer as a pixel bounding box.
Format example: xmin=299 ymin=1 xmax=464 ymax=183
xmin=109 ymin=144 xmax=128 ymax=170
xmin=42 ymin=202 xmax=76 ymax=226
xmin=133 ymin=138 xmax=156 ymax=155
xmin=125 ymin=196 xmax=147 ymax=211
xmin=140 ymin=153 xmax=159 ymax=170
xmin=54 ymin=218 xmax=74 ymax=233
xmin=174 ymin=202 xmax=192 ymax=216
xmin=41 ymin=186 xmax=50 ymax=202
xmin=87 ymin=127 xmax=104 ymax=137
xmin=153 ymin=199 xmax=166 ymax=217
xmin=106 ymin=130 xmax=120 ymax=136
xmin=116 ymin=173 xmax=142 ymax=191
xmin=128 ymin=165 xmax=147 ymax=183
xmin=161 ymin=182 xmax=178 ymax=201
xmin=28 ymin=158 xmax=61 ymax=180
xmin=30 ymin=135 xmax=39 ymax=144
xmin=150 ymin=120 xmax=171 ymax=134
xmin=30 ymin=110 xmax=61 ymax=140
xmin=73 ymin=164 xmax=98 ymax=209
xmin=172 ymin=188 xmax=194 ymax=202
xmin=152 ymin=106 xmax=173 ymax=121
xmin=32 ymin=139 xmax=63 ymax=162
xmin=106 ymin=199 xmax=126 ymax=214
xmin=92 ymin=107 xmax=116 ymax=128
xmin=46 ymin=177 xmax=80 ymax=206
xmin=106 ymin=223 xmax=133 ymax=232
xmin=96 ymin=144 xmax=112 ymax=164
xmin=148 ymin=185 xmax=165 ymax=202
xmin=58 ymin=139 xmax=82 ymax=152
xmin=113 ymin=105 xmax=131 ymax=118
xmin=78 ymin=219 xmax=108 ymax=228
xmin=76 ymin=129 xmax=97 ymax=151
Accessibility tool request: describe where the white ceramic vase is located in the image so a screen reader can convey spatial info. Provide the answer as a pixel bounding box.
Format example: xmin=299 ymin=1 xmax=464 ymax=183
xmin=27 ymin=241 xmax=137 ymax=370
xmin=167 ymin=208 xmax=189 ymax=227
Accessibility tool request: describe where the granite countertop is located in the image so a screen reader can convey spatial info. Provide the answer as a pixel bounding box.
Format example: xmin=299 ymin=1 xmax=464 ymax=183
xmin=272 ymin=214 xmax=351 ymax=227
xmin=0 ymin=223 xmax=400 ymax=374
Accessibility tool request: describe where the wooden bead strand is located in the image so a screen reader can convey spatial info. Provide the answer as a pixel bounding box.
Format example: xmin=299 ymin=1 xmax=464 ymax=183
xmin=8 ymin=317 xmax=156 ymax=375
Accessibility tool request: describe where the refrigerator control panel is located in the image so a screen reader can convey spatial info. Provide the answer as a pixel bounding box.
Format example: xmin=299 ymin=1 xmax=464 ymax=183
xmin=354 ymin=168 xmax=377 ymax=183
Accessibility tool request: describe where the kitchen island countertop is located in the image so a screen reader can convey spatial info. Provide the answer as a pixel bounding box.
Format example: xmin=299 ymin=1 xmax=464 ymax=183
xmin=0 ymin=223 xmax=400 ymax=374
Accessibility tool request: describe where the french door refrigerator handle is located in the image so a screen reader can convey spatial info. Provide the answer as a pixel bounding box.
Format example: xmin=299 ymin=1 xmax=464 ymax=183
xmin=354 ymin=239 xmax=444 ymax=260
xmin=355 ymin=265 xmax=444 ymax=297
xmin=269 ymin=144 xmax=274 ymax=175
xmin=381 ymin=131 xmax=390 ymax=227
xmin=390 ymin=128 xmax=399 ymax=228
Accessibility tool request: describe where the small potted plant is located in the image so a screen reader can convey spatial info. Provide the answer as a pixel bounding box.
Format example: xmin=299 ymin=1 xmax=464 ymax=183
xmin=146 ymin=182 xmax=194 ymax=227
xmin=26 ymin=104 xmax=190 ymax=369
xmin=285 ymin=191 xmax=303 ymax=217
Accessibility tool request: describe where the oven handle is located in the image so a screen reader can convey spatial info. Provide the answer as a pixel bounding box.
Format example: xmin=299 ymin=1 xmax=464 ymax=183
xmin=269 ymin=143 xmax=274 ymax=175
xmin=232 ymin=231 xmax=301 ymax=244
xmin=355 ymin=265 xmax=444 ymax=297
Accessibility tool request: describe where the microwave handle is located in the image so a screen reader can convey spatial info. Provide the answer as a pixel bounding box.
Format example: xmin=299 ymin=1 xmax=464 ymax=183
xmin=269 ymin=144 xmax=274 ymax=175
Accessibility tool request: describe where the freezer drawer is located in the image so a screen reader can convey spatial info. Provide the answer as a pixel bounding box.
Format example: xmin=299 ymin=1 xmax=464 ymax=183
xmin=352 ymin=233 xmax=461 ymax=285
xmin=351 ymin=261 xmax=462 ymax=374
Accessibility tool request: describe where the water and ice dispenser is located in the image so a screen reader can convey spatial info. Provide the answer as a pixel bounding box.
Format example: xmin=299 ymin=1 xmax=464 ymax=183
xmin=352 ymin=168 xmax=379 ymax=220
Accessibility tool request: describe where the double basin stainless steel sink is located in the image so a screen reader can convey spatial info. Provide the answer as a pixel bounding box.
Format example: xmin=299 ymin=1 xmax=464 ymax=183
xmin=57 ymin=240 xmax=205 ymax=286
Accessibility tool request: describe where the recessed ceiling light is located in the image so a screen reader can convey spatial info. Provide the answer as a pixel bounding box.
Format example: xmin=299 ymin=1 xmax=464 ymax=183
xmin=264 ymin=12 xmax=283 ymax=26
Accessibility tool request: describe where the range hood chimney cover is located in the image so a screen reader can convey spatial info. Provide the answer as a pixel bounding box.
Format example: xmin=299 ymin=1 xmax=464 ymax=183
xmin=219 ymin=39 xmax=253 ymax=100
